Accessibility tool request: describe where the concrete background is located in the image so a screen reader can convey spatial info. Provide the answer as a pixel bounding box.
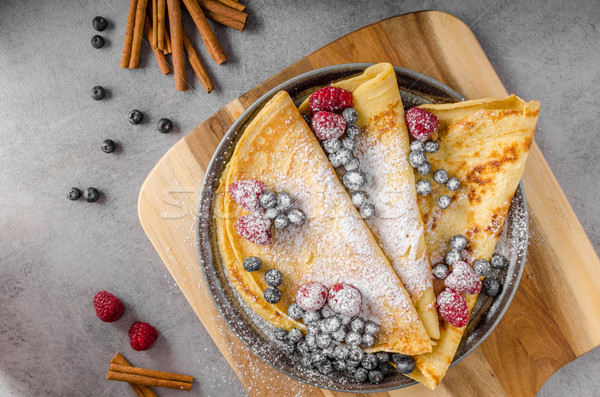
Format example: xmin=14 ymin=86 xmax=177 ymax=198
xmin=1 ymin=0 xmax=599 ymax=396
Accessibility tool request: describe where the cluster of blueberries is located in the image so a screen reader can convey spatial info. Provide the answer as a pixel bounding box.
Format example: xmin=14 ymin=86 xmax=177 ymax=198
xmin=432 ymin=234 xmax=505 ymax=296
xmin=242 ymin=257 xmax=285 ymax=304
xmin=274 ymin=303 xmax=416 ymax=384
xmin=305 ymin=109 xmax=375 ymax=219
xmin=258 ymin=191 xmax=306 ymax=230
xmin=91 ymin=16 xmax=108 ymax=49
xmin=409 ymin=140 xmax=460 ymax=209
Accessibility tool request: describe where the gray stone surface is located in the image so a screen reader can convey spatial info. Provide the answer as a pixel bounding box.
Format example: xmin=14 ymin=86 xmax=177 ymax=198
xmin=0 ymin=0 xmax=599 ymax=396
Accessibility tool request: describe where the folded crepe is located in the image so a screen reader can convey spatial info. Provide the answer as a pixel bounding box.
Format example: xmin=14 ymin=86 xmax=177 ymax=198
xmin=299 ymin=63 xmax=440 ymax=340
xmin=215 ymin=90 xmax=432 ymax=355
xmin=406 ymin=95 xmax=540 ymax=389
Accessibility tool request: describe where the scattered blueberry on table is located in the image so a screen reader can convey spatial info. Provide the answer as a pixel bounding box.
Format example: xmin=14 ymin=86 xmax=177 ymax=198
xmin=91 ymin=86 xmax=105 ymax=100
xmin=91 ymin=35 xmax=105 ymax=49
xmin=67 ymin=187 xmax=82 ymax=201
xmin=101 ymin=139 xmax=116 ymax=153
xmin=92 ymin=16 xmax=107 ymax=31
xmin=84 ymin=187 xmax=100 ymax=203
xmin=157 ymin=118 xmax=173 ymax=133
xmin=128 ymin=110 xmax=144 ymax=124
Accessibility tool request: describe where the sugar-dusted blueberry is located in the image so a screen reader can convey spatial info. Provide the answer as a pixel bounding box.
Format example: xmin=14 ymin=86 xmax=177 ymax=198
xmin=392 ymin=354 xmax=415 ymax=374
xmin=331 ymin=326 xmax=346 ymax=342
xmin=67 ymin=187 xmax=82 ymax=201
xmin=101 ymin=139 xmax=116 ymax=153
xmin=490 ymin=253 xmax=507 ymax=269
xmin=361 ymin=353 xmax=378 ymax=370
xmin=445 ymin=250 xmax=461 ymax=266
xmin=449 ymin=234 xmax=467 ymax=251
xmin=320 ymin=305 xmax=335 ymax=318
xmin=354 ymin=367 xmax=368 ymax=382
xmin=92 ymin=16 xmax=108 ymax=31
xmin=264 ymin=287 xmax=281 ymax=304
xmin=345 ymin=330 xmax=362 ymax=346
xmin=424 ymin=140 xmax=440 ymax=153
xmin=91 ymin=35 xmax=105 ymax=48
xmin=350 ymin=317 xmax=365 ymax=332
xmin=303 ymin=310 xmax=320 ymax=324
xmin=408 ymin=150 xmax=427 ymax=168
xmin=265 ymin=269 xmax=283 ymax=287
xmin=296 ymin=340 xmax=309 ymax=355
xmin=333 ymin=344 xmax=350 ymax=361
xmin=417 ymin=161 xmax=432 ymax=175
xmin=84 ymin=187 xmax=100 ymax=203
xmin=334 ymin=148 xmax=354 ymax=168
xmin=376 ymin=352 xmax=390 ymax=364
xmin=364 ymin=321 xmax=379 ymax=335
xmin=318 ymin=361 xmax=333 ymax=375
xmin=349 ymin=346 xmax=364 ymax=362
xmin=433 ymin=169 xmax=449 ymax=184
xmin=274 ymin=213 xmax=290 ymax=230
xmin=306 ymin=322 xmax=319 ymax=335
xmin=351 ymin=191 xmax=368 ymax=208
xmin=318 ymin=319 xmax=329 ymax=334
xmin=323 ymin=139 xmax=341 ymax=154
xmin=346 ymin=359 xmax=360 ymax=369
xmin=333 ymin=360 xmax=347 ymax=372
xmin=282 ymin=341 xmax=295 ymax=355
xmin=328 ymin=152 xmax=342 ymax=168
xmin=360 ymin=203 xmax=375 ymax=219
xmin=368 ymin=369 xmax=384 ymax=384
xmin=345 ymin=123 xmax=360 ymax=139
xmin=342 ymin=108 xmax=358 ymax=124
xmin=416 ymin=179 xmax=432 ymax=196
xmin=301 ymin=355 xmax=313 ymax=368
xmin=361 ymin=333 xmax=375 ymax=348
xmin=91 ymin=85 xmax=105 ymax=100
xmin=311 ymin=351 xmax=327 ymax=365
xmin=287 ymin=209 xmax=306 ymax=226
xmin=482 ymin=278 xmax=502 ymax=297
xmin=259 ymin=190 xmax=277 ymax=209
xmin=344 ymin=157 xmax=360 ymax=172
xmin=128 ymin=110 xmax=143 ymax=124
xmin=446 ymin=177 xmax=461 ymax=191
xmin=343 ymin=170 xmax=366 ymax=190
xmin=322 ymin=344 xmax=335 ymax=358
xmin=264 ymin=207 xmax=280 ymax=219
xmin=323 ymin=316 xmax=342 ymax=333
xmin=305 ymin=333 xmax=317 ymax=349
xmin=287 ymin=327 xmax=302 ymax=343
xmin=410 ymin=140 xmax=424 ymax=152
xmin=157 ymin=118 xmax=173 ymax=133
xmin=276 ymin=192 xmax=293 ymax=212
xmin=473 ymin=259 xmax=492 ymax=276
xmin=438 ymin=194 xmax=451 ymax=209
xmin=274 ymin=328 xmax=287 ymax=341
xmin=242 ymin=256 xmax=261 ymax=272
xmin=432 ymin=263 xmax=449 ymax=279
xmin=342 ymin=137 xmax=356 ymax=151
xmin=316 ymin=332 xmax=332 ymax=349
xmin=338 ymin=313 xmax=352 ymax=327
xmin=379 ymin=362 xmax=392 ymax=376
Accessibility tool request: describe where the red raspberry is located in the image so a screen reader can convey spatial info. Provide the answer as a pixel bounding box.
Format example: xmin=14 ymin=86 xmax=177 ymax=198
xmin=93 ymin=291 xmax=124 ymax=322
xmin=327 ymin=283 xmax=362 ymax=316
xmin=308 ymin=86 xmax=354 ymax=113
xmin=235 ymin=214 xmax=272 ymax=245
xmin=444 ymin=261 xmax=482 ymax=294
xmin=437 ymin=288 xmax=470 ymax=328
xmin=129 ymin=321 xmax=158 ymax=351
xmin=311 ymin=111 xmax=346 ymax=140
xmin=295 ymin=282 xmax=328 ymax=311
xmin=405 ymin=107 xmax=439 ymax=141
xmin=228 ymin=179 xmax=266 ymax=212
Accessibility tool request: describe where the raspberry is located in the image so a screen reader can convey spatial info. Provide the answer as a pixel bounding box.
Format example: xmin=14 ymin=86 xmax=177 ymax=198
xmin=437 ymin=288 xmax=470 ymax=327
xmin=228 ymin=179 xmax=266 ymax=212
xmin=327 ymin=283 xmax=362 ymax=316
xmin=405 ymin=107 xmax=439 ymax=141
xmin=93 ymin=291 xmax=124 ymax=322
xmin=308 ymin=86 xmax=353 ymax=113
xmin=128 ymin=321 xmax=158 ymax=351
xmin=444 ymin=261 xmax=482 ymax=294
xmin=311 ymin=111 xmax=346 ymax=141
xmin=235 ymin=214 xmax=272 ymax=245
xmin=295 ymin=282 xmax=328 ymax=311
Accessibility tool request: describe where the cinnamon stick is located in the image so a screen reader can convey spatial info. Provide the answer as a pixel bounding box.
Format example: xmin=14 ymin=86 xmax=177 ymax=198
xmin=196 ymin=0 xmax=247 ymax=24
xmin=182 ymin=0 xmax=227 ymax=64
xmin=110 ymin=353 xmax=157 ymax=397
xmin=121 ymin=0 xmax=139 ymax=68
xmin=144 ymin=13 xmax=171 ymax=74
xmin=129 ymin=0 xmax=150 ymax=68
xmin=110 ymin=364 xmax=194 ymax=384
xmin=182 ymin=32 xmax=214 ymax=93
xmin=157 ymin=0 xmax=166 ymax=49
xmin=152 ymin=0 xmax=158 ymax=47
xmin=215 ymin=0 xmax=245 ymax=12
xmin=107 ymin=365 xmax=193 ymax=391
xmin=167 ymin=0 xmax=188 ymax=91
xmin=203 ymin=8 xmax=245 ymax=31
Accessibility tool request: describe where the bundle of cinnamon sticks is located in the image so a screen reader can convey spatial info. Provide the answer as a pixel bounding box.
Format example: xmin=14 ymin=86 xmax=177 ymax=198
xmin=120 ymin=0 xmax=248 ymax=92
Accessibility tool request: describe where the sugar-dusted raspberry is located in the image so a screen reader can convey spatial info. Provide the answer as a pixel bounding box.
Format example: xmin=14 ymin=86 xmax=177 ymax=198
xmin=327 ymin=283 xmax=362 ymax=317
xmin=235 ymin=214 xmax=272 ymax=245
xmin=93 ymin=291 xmax=124 ymax=322
xmin=405 ymin=107 xmax=439 ymax=141
xmin=228 ymin=179 xmax=266 ymax=212
xmin=296 ymin=282 xmax=328 ymax=311
xmin=311 ymin=111 xmax=347 ymax=141
xmin=128 ymin=321 xmax=158 ymax=351
xmin=308 ymin=86 xmax=353 ymax=113
xmin=444 ymin=261 xmax=482 ymax=294
xmin=437 ymin=288 xmax=470 ymax=327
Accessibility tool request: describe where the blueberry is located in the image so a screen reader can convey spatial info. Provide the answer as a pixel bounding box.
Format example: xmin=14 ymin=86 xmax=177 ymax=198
xmin=333 ymin=344 xmax=350 ymax=361
xmin=322 ymin=344 xmax=335 ymax=358
xmin=276 ymin=192 xmax=293 ymax=212
xmin=364 ymin=321 xmax=379 ymax=335
xmin=311 ymin=351 xmax=327 ymax=365
xmin=351 ymin=191 xmax=368 ymax=208
xmin=274 ymin=328 xmax=287 ymax=341
xmin=316 ymin=332 xmax=332 ymax=349
xmin=296 ymin=341 xmax=310 ymax=355
xmin=350 ymin=317 xmax=365 ymax=332
xmin=321 ymin=305 xmax=335 ymax=318
xmin=438 ymin=194 xmax=451 ymax=209
xmin=392 ymin=354 xmax=415 ymax=374
xmin=368 ymin=369 xmax=384 ymax=384
xmin=349 ymin=346 xmax=364 ymax=361
xmin=305 ymin=334 xmax=317 ymax=349
xmin=409 ymin=150 xmax=427 ymax=168
xmin=92 ymin=16 xmax=108 ymax=31
xmin=417 ymin=161 xmax=432 ymax=175
xmin=287 ymin=209 xmax=306 ymax=226
xmin=344 ymin=157 xmax=360 ymax=172
xmin=334 ymin=148 xmax=354 ymax=167
xmin=274 ymin=213 xmax=290 ymax=230
xmin=361 ymin=333 xmax=375 ymax=348
xmin=446 ymin=177 xmax=461 ymax=191
xmin=449 ymin=234 xmax=467 ymax=251
xmin=323 ymin=139 xmax=341 ymax=154
xmin=128 ymin=110 xmax=144 ymax=124
xmin=416 ymin=180 xmax=432 ymax=196
xmin=360 ymin=203 xmax=375 ymax=219
xmin=287 ymin=302 xmax=304 ymax=319
xmin=84 ymin=187 xmax=100 ymax=203
xmin=328 ymin=152 xmax=342 ymax=168
xmin=345 ymin=123 xmax=360 ymax=139
xmin=342 ymin=108 xmax=358 ymax=124
xmin=354 ymin=367 xmax=368 ymax=382
xmin=432 ymin=263 xmax=449 ymax=279
xmin=258 ymin=191 xmax=277 ymax=209
xmin=91 ymin=86 xmax=106 ymax=100
xmin=333 ymin=360 xmax=347 ymax=372
xmin=282 ymin=341 xmax=295 ymax=355
xmin=482 ymin=278 xmax=502 ymax=297
xmin=323 ymin=316 xmax=342 ymax=333
xmin=91 ymin=35 xmax=105 ymax=48
xmin=265 ymin=268 xmax=283 ymax=287
xmin=302 ymin=114 xmax=311 ymax=125
xmin=301 ymin=355 xmax=313 ymax=368
xmin=445 ymin=250 xmax=461 ymax=266
xmin=410 ymin=140 xmax=424 ymax=151
xmin=473 ymin=259 xmax=492 ymax=276
xmin=361 ymin=353 xmax=378 ymax=370
xmin=67 ymin=187 xmax=81 ymax=201
xmin=424 ymin=140 xmax=440 ymax=153
xmin=345 ymin=331 xmax=362 ymax=346
xmin=343 ymin=170 xmax=366 ymax=190
xmin=265 ymin=207 xmax=280 ymax=220
xmin=101 ymin=139 xmax=116 ymax=153
xmin=338 ymin=314 xmax=352 ymax=327
xmin=346 ymin=359 xmax=360 ymax=369
xmin=318 ymin=319 xmax=329 ymax=333
xmin=342 ymin=137 xmax=356 ymax=151
xmin=263 ymin=287 xmax=281 ymax=304
xmin=331 ymin=327 xmax=346 ymax=342
xmin=242 ymin=256 xmax=261 ymax=272
xmin=157 ymin=118 xmax=173 ymax=133
xmin=433 ymin=169 xmax=449 ymax=184
xmin=318 ymin=361 xmax=333 ymax=375
xmin=376 ymin=352 xmax=390 ymax=364
xmin=287 ymin=327 xmax=302 ymax=343
xmin=490 ymin=253 xmax=507 ymax=269
xmin=379 ymin=362 xmax=392 ymax=376
xmin=303 ymin=310 xmax=320 ymax=324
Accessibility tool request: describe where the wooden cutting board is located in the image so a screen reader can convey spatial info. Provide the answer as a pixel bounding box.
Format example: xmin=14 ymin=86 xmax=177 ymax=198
xmin=138 ymin=11 xmax=600 ymax=396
